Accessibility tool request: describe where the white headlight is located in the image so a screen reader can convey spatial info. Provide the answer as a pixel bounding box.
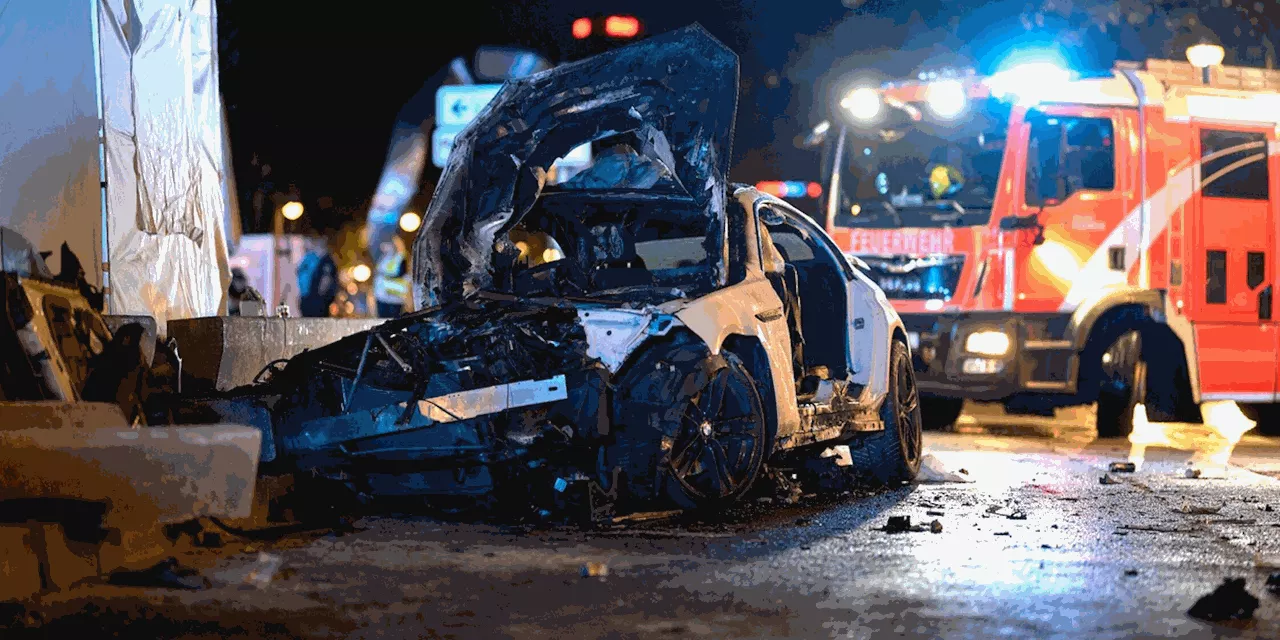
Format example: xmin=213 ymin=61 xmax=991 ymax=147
xmin=926 ymin=80 xmax=966 ymax=119
xmin=841 ymin=87 xmax=881 ymax=122
xmin=965 ymin=330 xmax=1011 ymax=356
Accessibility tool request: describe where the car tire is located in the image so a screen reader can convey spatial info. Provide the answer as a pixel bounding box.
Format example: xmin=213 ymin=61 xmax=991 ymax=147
xmin=920 ymin=397 xmax=964 ymax=431
xmin=1096 ymin=332 xmax=1141 ymax=439
xmin=607 ymin=335 xmax=769 ymax=511
xmin=849 ymin=339 xmax=923 ymax=485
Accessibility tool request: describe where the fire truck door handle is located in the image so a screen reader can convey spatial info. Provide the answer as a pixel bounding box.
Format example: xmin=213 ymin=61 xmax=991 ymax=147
xmin=1260 ymin=285 xmax=1273 ymax=322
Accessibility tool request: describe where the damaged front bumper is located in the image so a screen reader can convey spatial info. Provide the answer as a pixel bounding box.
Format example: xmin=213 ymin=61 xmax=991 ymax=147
xmin=177 ymin=294 xmax=681 ymax=516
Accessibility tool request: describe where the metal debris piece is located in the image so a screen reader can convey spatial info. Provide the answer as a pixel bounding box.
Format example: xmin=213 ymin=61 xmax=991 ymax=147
xmin=1186 ymin=468 xmax=1203 ymax=479
xmin=929 ymin=520 xmax=943 ymax=534
xmin=1108 ymin=462 xmax=1136 ymax=473
xmin=1125 ymin=569 xmax=1139 ymax=576
xmin=1187 ymin=578 xmax=1259 ymax=622
xmin=1100 ymin=474 xmax=1122 ymax=485
xmin=581 ymin=562 xmax=609 ymax=578
xmin=994 ymin=531 xmax=1011 ymax=536
xmin=926 ymin=510 xmax=945 ymax=517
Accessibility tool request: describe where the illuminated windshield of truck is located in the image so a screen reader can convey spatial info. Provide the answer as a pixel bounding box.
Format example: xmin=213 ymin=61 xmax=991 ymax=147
xmin=826 ymin=97 xmax=1009 ymax=229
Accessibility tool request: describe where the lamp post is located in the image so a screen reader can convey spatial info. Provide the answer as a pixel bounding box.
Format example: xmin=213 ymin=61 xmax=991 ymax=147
xmin=271 ymin=200 xmax=303 ymax=314
xmin=1187 ymin=43 xmax=1225 ymax=85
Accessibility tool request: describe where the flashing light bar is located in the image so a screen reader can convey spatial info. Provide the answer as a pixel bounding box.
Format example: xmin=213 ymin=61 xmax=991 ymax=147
xmin=756 ymin=181 xmax=822 ymax=199
xmin=604 ymin=15 xmax=640 ymax=38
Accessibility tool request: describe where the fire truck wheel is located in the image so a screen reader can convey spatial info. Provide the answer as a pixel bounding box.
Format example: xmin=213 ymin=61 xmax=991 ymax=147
xmin=850 ymin=340 xmax=923 ymax=484
xmin=920 ymin=397 xmax=964 ymax=431
xmin=1096 ymin=333 xmax=1143 ymax=439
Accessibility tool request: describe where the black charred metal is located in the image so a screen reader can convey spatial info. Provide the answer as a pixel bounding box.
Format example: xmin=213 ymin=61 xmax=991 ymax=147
xmin=412 ymin=24 xmax=738 ymax=308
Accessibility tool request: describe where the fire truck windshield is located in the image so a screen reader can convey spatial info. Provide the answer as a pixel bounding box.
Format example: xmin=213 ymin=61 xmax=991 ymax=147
xmin=827 ymin=97 xmax=1009 ymax=229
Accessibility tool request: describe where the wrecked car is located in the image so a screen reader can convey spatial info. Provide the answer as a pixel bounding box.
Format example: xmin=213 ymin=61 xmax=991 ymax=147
xmin=186 ymin=24 xmax=922 ymax=517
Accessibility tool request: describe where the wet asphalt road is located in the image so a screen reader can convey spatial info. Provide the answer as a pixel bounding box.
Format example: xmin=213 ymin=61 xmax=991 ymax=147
xmin=10 ymin=404 xmax=1280 ymax=639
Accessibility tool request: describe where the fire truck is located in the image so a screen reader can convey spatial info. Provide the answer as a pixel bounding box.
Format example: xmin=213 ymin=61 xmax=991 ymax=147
xmin=811 ymin=52 xmax=1280 ymax=436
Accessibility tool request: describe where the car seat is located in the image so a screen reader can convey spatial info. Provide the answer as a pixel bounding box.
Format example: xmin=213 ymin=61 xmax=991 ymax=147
xmin=589 ymin=225 xmax=654 ymax=290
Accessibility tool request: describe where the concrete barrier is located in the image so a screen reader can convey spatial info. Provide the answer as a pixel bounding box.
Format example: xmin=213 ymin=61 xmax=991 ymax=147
xmin=102 ymin=314 xmax=158 ymax=365
xmin=167 ymin=316 xmax=382 ymax=392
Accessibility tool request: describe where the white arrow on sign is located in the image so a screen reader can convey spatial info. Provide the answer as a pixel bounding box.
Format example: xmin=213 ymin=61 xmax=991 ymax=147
xmin=435 ymin=84 xmax=502 ymax=128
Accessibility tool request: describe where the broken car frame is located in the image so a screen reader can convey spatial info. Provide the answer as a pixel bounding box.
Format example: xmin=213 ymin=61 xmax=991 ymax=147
xmin=185 ymin=25 xmax=922 ymax=521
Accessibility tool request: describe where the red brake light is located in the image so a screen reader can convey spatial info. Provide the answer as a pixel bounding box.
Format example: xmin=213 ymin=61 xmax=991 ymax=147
xmin=604 ymin=15 xmax=640 ymax=38
xmin=572 ymin=17 xmax=592 ymax=39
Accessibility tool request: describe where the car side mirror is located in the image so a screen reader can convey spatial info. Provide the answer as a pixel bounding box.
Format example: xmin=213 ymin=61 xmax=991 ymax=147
xmin=999 ymin=213 xmax=1046 ymax=245
xmin=999 ymin=213 xmax=1039 ymax=231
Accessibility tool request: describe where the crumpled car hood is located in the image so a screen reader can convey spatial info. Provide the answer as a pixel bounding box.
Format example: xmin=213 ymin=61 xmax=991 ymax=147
xmin=412 ymin=24 xmax=740 ymax=309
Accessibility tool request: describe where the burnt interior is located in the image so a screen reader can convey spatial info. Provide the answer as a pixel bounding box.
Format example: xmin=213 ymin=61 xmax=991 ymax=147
xmin=492 ymin=191 xmax=723 ymax=305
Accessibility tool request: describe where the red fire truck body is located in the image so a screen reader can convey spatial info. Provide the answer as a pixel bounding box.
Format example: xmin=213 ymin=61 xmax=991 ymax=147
xmin=819 ymin=58 xmax=1280 ymax=434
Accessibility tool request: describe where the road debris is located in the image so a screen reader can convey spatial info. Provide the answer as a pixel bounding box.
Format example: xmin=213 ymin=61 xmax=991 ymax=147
xmin=986 ymin=505 xmax=1027 ymax=520
xmin=1109 ymin=462 xmax=1136 ymax=473
xmin=1125 ymin=569 xmax=1139 ymax=576
xmin=1187 ymin=578 xmax=1259 ymax=622
xmin=994 ymin=531 xmax=1010 ymax=536
xmin=1266 ymin=573 xmax=1280 ymax=596
xmin=581 ymin=562 xmax=609 ymax=578
xmin=108 ymin=557 xmax=207 ymax=590
xmin=1117 ymin=524 xmax=1200 ymax=534
xmin=926 ymin=510 xmax=945 ymax=517
xmin=243 ymin=552 xmax=283 ymax=589
xmin=916 ymin=454 xmax=972 ymax=483
xmin=1177 ymin=502 xmax=1225 ymax=515
xmin=1186 ymin=468 xmax=1203 ymax=479
xmin=1100 ymin=474 xmax=1122 ymax=485
xmin=881 ymin=516 xmax=935 ymax=533
xmin=611 ymin=510 xmax=682 ymax=524
xmin=883 ymin=516 xmax=913 ymax=533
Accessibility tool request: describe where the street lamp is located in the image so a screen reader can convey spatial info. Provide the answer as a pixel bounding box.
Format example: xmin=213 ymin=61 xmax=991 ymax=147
xmin=399 ymin=211 xmax=422 ymax=233
xmin=1187 ymin=43 xmax=1225 ymax=84
xmin=282 ymin=200 xmax=304 ymax=220
xmin=271 ymin=200 xmax=305 ymax=315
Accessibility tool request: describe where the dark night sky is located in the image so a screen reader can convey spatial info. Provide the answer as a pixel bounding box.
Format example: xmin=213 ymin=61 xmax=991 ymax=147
xmin=217 ymin=0 xmax=1280 ymax=233
xmin=217 ymin=0 xmax=842 ymax=231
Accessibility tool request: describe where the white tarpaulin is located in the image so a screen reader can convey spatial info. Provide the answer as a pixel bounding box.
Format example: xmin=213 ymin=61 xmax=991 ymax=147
xmin=0 ymin=0 xmax=104 ymax=284
xmin=98 ymin=0 xmax=231 ymax=328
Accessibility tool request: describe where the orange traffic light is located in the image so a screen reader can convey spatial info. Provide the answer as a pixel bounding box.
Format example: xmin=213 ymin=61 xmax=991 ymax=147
xmin=572 ymin=17 xmax=592 ymax=39
xmin=604 ymin=15 xmax=640 ymax=38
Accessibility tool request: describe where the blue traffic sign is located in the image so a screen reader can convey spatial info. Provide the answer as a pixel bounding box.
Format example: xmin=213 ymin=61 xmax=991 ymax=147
xmin=435 ymin=84 xmax=502 ymax=128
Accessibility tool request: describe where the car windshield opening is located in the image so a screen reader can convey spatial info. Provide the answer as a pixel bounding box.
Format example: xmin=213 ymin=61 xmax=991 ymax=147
xmin=491 ymin=192 xmax=722 ymax=303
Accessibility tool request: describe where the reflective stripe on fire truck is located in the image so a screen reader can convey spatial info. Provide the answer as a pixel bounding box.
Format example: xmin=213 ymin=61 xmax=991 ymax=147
xmin=1058 ymin=142 xmax=1280 ymax=313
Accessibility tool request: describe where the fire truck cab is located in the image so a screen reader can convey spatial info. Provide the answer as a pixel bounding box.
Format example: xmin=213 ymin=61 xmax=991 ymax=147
xmin=816 ymin=56 xmax=1280 ymax=435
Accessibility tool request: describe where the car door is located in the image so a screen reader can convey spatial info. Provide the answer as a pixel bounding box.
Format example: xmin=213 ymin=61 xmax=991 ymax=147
xmin=758 ymin=200 xmax=873 ymax=383
xmin=1187 ymin=125 xmax=1279 ymax=402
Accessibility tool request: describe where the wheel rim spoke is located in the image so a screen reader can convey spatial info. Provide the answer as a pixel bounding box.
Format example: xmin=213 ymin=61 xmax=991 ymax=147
xmin=669 ymin=364 xmax=763 ymax=501
xmin=707 ymin=439 xmax=737 ymax=495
